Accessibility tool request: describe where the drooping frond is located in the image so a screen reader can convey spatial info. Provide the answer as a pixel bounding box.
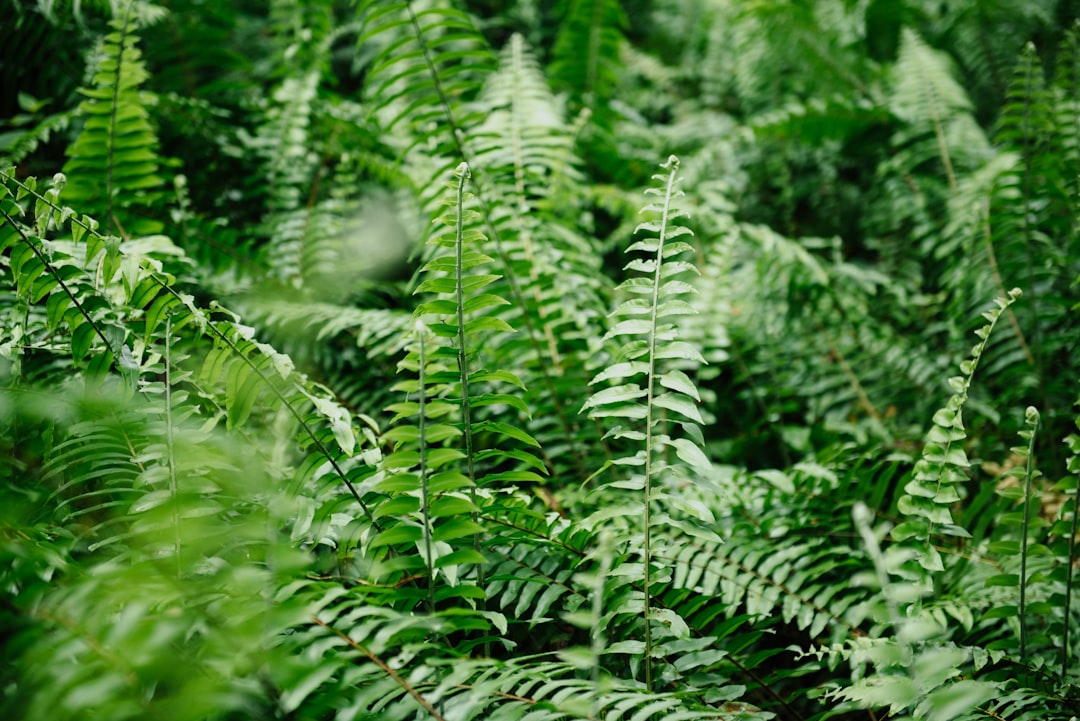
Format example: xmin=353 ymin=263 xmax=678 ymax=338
xmin=357 ymin=0 xmax=495 ymax=174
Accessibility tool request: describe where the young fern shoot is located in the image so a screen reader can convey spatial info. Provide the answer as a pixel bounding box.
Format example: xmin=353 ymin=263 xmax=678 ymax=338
xmin=1016 ymin=406 xmax=1040 ymax=660
xmin=582 ymin=155 xmax=708 ymax=691
xmin=373 ymin=162 xmax=545 ymax=616
xmin=892 ymin=287 xmax=1022 ymax=576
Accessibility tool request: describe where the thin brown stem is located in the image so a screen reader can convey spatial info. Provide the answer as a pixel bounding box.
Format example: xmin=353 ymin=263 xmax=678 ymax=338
xmin=310 ymin=616 xmax=448 ymax=721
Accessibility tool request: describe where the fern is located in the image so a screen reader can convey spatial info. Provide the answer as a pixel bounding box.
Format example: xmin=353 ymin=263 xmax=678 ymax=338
xmin=890 ymin=27 xmax=990 ymax=193
xmin=1015 ymin=406 xmax=1042 ymax=660
xmin=821 ymin=501 xmax=1000 ymax=720
xmin=358 ymin=0 xmax=495 ymax=164
xmin=0 ymin=371 xmax=315 ymax=720
xmin=364 ymin=163 xmax=546 ymax=624
xmin=583 ymin=155 xmax=710 ymax=690
xmin=7 ymin=4 xmax=1080 ymax=720
xmin=61 ymin=5 xmax=164 ymax=237
xmin=257 ymin=70 xmax=320 ymax=286
xmin=978 ymin=38 xmax=1080 ymax=457
xmin=360 ymin=9 xmax=609 ymax=482
xmin=1 ymin=167 xmax=382 ymax=559
xmin=1059 ymin=416 xmax=1080 ymax=677
xmin=549 ymin=0 xmax=626 ymax=112
xmin=891 ymin=287 xmax=1022 ymax=576
xmin=471 ymin=32 xmax=610 ymax=479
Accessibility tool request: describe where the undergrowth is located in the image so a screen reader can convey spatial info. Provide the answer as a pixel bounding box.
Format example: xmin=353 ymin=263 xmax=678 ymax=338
xmin=2 ymin=1 xmax=1079 ymax=720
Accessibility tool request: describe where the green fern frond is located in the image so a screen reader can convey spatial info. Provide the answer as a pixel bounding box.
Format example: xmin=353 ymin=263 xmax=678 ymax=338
xmin=810 ymin=501 xmax=1003 ymax=721
xmin=945 ymin=0 xmax=1056 ymax=119
xmin=61 ymin=6 xmax=164 ymax=237
xmin=549 ymin=0 xmax=627 ymax=112
xmin=0 ymin=105 xmax=75 ymax=169
xmin=1058 ymin=416 xmax=1080 ymax=676
xmin=363 ymin=163 xmax=545 ymax=616
xmin=256 ymin=71 xmax=320 ymax=287
xmin=890 ymin=28 xmax=990 ymax=191
xmin=0 ymin=382 xmax=318 ymax=721
xmin=472 ymin=32 xmax=610 ymax=479
xmin=892 ymin=287 xmax=1022 ymax=575
xmin=1 ymin=171 xmax=127 ymax=375
xmin=2 ymin=170 xmax=383 ymax=565
xmin=583 ymin=155 xmax=709 ymax=690
xmin=975 ymin=41 xmax=1080 ymax=450
xmin=358 ymin=0 xmax=495 ymax=157
xmin=359 ymin=8 xmax=606 ymax=483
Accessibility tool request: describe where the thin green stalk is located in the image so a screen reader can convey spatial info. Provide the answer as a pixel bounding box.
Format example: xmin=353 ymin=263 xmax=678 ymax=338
xmin=0 ymin=205 xmax=117 ymax=363
xmin=1018 ymin=406 xmax=1039 ymax=660
xmin=416 ymin=321 xmax=435 ymax=613
xmin=453 ymin=163 xmax=479 ymax=546
xmin=451 ymin=164 xmax=486 ymax=648
xmin=164 ymin=314 xmax=181 ymax=580
xmin=641 ymin=157 xmax=681 ymax=691
xmin=853 ymin=502 xmax=915 ymax=669
xmin=311 ymin=616 xmax=449 ymax=721
xmin=591 ymin=530 xmax=613 ymax=718
xmin=1062 ymin=431 xmax=1080 ymax=677
xmin=159 ymin=283 xmax=382 ymax=530
xmin=5 ymin=180 xmax=375 ymax=529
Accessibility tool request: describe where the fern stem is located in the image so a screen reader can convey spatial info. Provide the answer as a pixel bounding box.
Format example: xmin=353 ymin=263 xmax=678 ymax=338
xmin=416 ymin=321 xmax=435 ymax=613
xmin=480 ymin=514 xmax=586 ymax=557
xmin=1018 ymin=406 xmax=1039 ymax=660
xmin=926 ymin=290 xmax=1017 ymax=541
xmin=1062 ymin=432 xmax=1080 ymax=677
xmin=926 ymin=83 xmax=957 ymax=192
xmin=164 ymin=314 xmax=181 ymax=580
xmin=453 ymin=163 xmax=477 ymax=500
xmin=7 ymin=180 xmax=378 ymax=531
xmin=814 ymin=316 xmax=880 ymax=423
xmin=310 ymin=616 xmax=448 ymax=721
xmin=451 ymin=163 xmax=487 ymax=647
xmin=853 ymin=502 xmax=916 ymax=669
xmin=155 ymin=283 xmax=381 ymax=530
xmin=591 ymin=530 xmax=613 ymax=717
xmin=640 ymin=156 xmax=682 ymax=691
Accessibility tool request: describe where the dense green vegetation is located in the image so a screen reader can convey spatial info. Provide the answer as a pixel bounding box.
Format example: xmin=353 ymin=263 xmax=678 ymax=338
xmin=3 ymin=0 xmax=1080 ymax=718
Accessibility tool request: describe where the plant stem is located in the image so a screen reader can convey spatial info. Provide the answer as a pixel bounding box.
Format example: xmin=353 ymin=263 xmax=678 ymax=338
xmin=1062 ymin=432 xmax=1080 ymax=677
xmin=164 ymin=314 xmax=181 ymax=580
xmin=1019 ymin=406 xmax=1039 ymax=660
xmin=452 ymin=163 xmax=487 ymax=653
xmin=417 ymin=322 xmax=435 ymax=613
xmin=641 ymin=156 xmax=681 ymax=691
